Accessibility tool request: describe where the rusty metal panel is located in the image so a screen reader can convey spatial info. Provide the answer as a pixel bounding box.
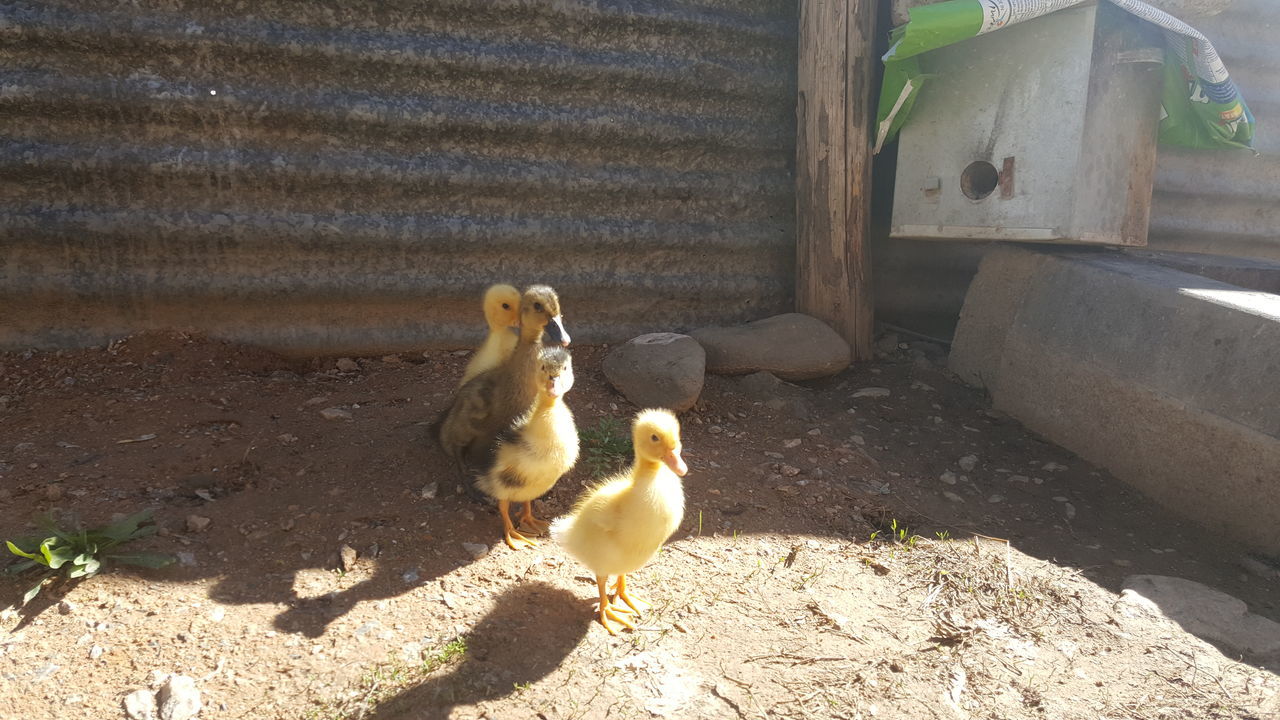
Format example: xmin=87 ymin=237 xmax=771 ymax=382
xmin=0 ymin=0 xmax=798 ymax=354
xmin=1150 ymin=0 xmax=1280 ymax=261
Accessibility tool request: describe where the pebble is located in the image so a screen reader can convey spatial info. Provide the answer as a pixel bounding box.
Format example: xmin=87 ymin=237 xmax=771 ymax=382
xmin=320 ymin=407 xmax=353 ymax=422
xmin=420 ymin=483 xmax=438 ymax=500
xmin=58 ymin=600 xmax=77 ymax=615
xmin=402 ymin=569 xmax=421 ymax=584
xmin=1043 ymin=461 xmax=1069 ymax=472
xmin=31 ymin=664 xmax=59 ymax=682
xmin=939 ymin=471 xmax=958 ymax=485
xmin=1112 ymin=558 xmax=1132 ymax=567
xmin=123 ymin=689 xmax=158 ymax=720
xmin=176 ymin=552 xmax=197 ymax=567
xmin=335 ymin=358 xmax=360 ymax=372
xmin=852 ymin=387 xmax=891 ymax=399
xmin=89 ymin=645 xmax=104 ymax=660
xmin=851 ymin=435 xmax=866 ymax=446
xmin=763 ymin=451 xmax=783 ymax=460
xmin=942 ymin=491 xmax=965 ymax=503
xmin=1009 ymin=475 xmax=1030 ymax=484
xmin=988 ymin=494 xmax=1004 ymax=504
xmin=339 ymin=544 xmax=359 ymax=572
xmin=157 ymin=674 xmax=202 ymax=720
xmin=185 ymin=515 xmax=211 ymax=534
xmin=209 ymin=607 xmax=225 ymax=623
xmin=708 ymin=426 xmax=723 ymax=435
xmin=461 ymin=542 xmax=490 ymax=560
xmin=1064 ymin=503 xmax=1077 ymax=520
xmin=783 ymin=439 xmax=802 ymax=449
xmin=45 ymin=484 xmax=64 ymax=502
xmin=779 ymin=465 xmax=801 ymax=477
xmin=958 ymin=455 xmax=978 ymax=472
xmin=1052 ymin=496 xmax=1068 ymax=503
xmin=807 ymin=428 xmax=821 ymax=436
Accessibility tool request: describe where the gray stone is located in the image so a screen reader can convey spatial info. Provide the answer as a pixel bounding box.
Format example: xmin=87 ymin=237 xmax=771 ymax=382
xmin=319 ymin=407 xmax=352 ymax=422
xmin=335 ymin=358 xmax=359 ymax=372
xmin=461 ymin=542 xmax=490 ymax=560
xmin=691 ymin=313 xmax=851 ymax=381
xmin=185 ymin=515 xmax=211 ymax=534
xmin=123 ymin=689 xmax=158 ymax=720
xmin=602 ymin=333 xmax=705 ymax=412
xmin=852 ymin=387 xmax=890 ymax=399
xmin=873 ymin=333 xmax=900 ymax=355
xmin=156 ymin=675 xmax=201 ymax=720
xmin=338 ymin=544 xmax=358 ymax=572
xmin=1121 ymin=575 xmax=1280 ymax=665
xmin=958 ymin=455 xmax=978 ymax=472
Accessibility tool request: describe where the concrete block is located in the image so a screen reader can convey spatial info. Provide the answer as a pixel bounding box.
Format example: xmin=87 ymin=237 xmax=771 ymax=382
xmin=952 ymin=245 xmax=1280 ymax=553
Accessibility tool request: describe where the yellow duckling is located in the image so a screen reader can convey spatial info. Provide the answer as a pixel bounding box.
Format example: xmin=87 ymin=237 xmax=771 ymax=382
xmin=459 ymin=284 xmax=521 ymax=387
xmin=476 ymin=345 xmax=579 ymax=550
xmin=550 ymin=409 xmax=688 ymax=634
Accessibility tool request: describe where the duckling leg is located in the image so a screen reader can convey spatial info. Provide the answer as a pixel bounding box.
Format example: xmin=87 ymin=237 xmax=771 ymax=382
xmin=611 ymin=574 xmax=651 ymax=615
xmin=517 ymin=500 xmax=550 ymax=535
xmin=595 ymin=576 xmax=635 ymax=635
xmin=498 ymin=499 xmax=538 ymax=550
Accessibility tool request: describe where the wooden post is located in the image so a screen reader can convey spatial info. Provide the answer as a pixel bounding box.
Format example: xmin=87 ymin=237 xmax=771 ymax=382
xmin=796 ymin=0 xmax=876 ymax=361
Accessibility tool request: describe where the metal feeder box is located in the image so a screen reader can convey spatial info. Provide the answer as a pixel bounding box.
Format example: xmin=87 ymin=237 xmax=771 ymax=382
xmin=891 ymin=1 xmax=1164 ymax=246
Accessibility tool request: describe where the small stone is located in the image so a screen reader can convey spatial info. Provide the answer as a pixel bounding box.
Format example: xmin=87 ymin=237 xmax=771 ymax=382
xmin=441 ymin=592 xmax=461 ymax=610
xmin=31 ymin=663 xmax=59 ymax=682
xmin=779 ymin=465 xmax=801 ymax=477
xmin=157 ymin=674 xmax=201 ymax=720
xmin=461 ymin=542 xmax=490 ymax=560
xmin=939 ymin=471 xmax=958 ymax=485
xmin=176 ymin=552 xmax=197 ymax=567
xmin=874 ymin=333 xmax=899 ymax=355
xmin=1064 ymin=503 xmax=1077 ymax=520
xmin=277 ymin=433 xmax=298 ymax=445
xmin=45 ymin=484 xmax=64 ymax=502
xmin=602 ymin=333 xmax=705 ymax=412
xmin=851 ymin=435 xmax=866 ymax=446
xmin=1043 ymin=461 xmax=1069 ymax=472
xmin=89 ymin=645 xmax=104 ymax=659
xmin=1113 ymin=558 xmax=1132 ymax=567
xmin=806 ymin=428 xmax=821 ymax=436
xmin=209 ymin=606 xmax=225 ymax=623
xmin=58 ymin=599 xmax=77 ymax=615
xmin=335 ymin=358 xmax=360 ymax=372
xmin=339 ymin=544 xmax=359 ymax=572
xmin=708 ymin=426 xmax=723 ymax=435
xmin=943 ymin=491 xmax=965 ymax=503
xmin=123 ymin=689 xmax=158 ymax=720
xmin=420 ymin=483 xmax=438 ymax=500
xmin=320 ymin=407 xmax=353 ymax=422
xmin=185 ymin=515 xmax=211 ymax=534
xmin=988 ymin=494 xmax=1004 ymax=503
xmin=1009 ymin=474 xmax=1030 ymax=484
xmin=1052 ymin=496 xmax=1068 ymax=502
xmin=402 ymin=569 xmax=420 ymax=584
xmin=958 ymin=455 xmax=978 ymax=472
xmin=852 ymin=387 xmax=891 ymax=399
xmin=784 ymin=439 xmax=802 ymax=449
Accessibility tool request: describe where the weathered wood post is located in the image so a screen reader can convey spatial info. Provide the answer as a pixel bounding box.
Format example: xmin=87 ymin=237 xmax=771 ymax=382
xmin=796 ymin=0 xmax=876 ymax=361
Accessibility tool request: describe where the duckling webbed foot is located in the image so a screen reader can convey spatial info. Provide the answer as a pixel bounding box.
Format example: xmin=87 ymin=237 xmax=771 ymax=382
xmin=498 ymin=499 xmax=540 ymax=550
xmin=596 ymin=577 xmax=635 ymax=635
xmin=611 ymin=574 xmax=650 ymax=615
xmin=517 ymin=500 xmax=550 ymax=535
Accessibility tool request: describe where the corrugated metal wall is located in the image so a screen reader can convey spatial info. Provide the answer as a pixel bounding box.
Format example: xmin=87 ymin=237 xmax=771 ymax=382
xmin=1149 ymin=0 xmax=1280 ymax=261
xmin=0 ymin=0 xmax=798 ymax=354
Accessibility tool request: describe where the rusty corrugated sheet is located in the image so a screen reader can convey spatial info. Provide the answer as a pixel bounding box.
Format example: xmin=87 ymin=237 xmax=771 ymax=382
xmin=0 ymin=0 xmax=797 ymax=354
xmin=1150 ymin=0 xmax=1279 ymax=261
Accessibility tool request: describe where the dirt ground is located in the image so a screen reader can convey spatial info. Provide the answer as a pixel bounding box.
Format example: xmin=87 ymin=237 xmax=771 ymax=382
xmin=1 ymin=330 xmax=1277 ymax=720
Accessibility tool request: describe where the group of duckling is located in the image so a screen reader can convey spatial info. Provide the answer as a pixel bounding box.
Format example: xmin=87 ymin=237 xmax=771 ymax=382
xmin=434 ymin=284 xmax=689 ymax=634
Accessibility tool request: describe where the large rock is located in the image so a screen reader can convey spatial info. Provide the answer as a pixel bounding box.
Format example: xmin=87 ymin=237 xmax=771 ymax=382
xmin=1120 ymin=575 xmax=1280 ymax=666
xmin=691 ymin=313 xmax=850 ymax=381
xmin=157 ymin=675 xmax=202 ymax=720
xmin=602 ymin=333 xmax=705 ymax=412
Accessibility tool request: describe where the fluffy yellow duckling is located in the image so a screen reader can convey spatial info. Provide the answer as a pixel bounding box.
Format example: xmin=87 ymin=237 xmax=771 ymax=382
xmin=550 ymin=409 xmax=688 ymax=634
xmin=476 ymin=345 xmax=579 ymax=550
xmin=459 ymin=284 xmax=521 ymax=387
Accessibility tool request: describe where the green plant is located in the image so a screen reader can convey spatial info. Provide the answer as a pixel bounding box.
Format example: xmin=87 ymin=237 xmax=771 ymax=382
xmin=4 ymin=510 xmax=174 ymax=604
xmin=579 ymin=416 xmax=632 ymax=478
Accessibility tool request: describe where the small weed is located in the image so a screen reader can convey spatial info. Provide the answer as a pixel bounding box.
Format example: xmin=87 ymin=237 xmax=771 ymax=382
xmin=579 ymin=416 xmax=632 ymax=478
xmin=306 ymin=637 xmax=469 ymax=719
xmin=4 ymin=509 xmax=173 ymax=604
xmin=935 ymin=530 xmax=951 ymax=541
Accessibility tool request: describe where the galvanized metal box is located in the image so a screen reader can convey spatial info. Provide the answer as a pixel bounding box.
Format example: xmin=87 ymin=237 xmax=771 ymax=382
xmin=891 ymin=2 xmax=1164 ymax=246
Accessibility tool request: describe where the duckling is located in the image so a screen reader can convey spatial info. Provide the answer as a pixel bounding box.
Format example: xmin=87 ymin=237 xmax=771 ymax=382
xmin=459 ymin=284 xmax=521 ymax=387
xmin=476 ymin=345 xmax=579 ymax=550
xmin=550 ymin=409 xmax=688 ymax=635
xmin=437 ymin=285 xmax=569 ymax=476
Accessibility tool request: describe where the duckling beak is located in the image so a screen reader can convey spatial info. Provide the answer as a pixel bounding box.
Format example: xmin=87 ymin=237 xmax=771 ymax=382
xmin=662 ymin=448 xmax=688 ymax=477
xmin=544 ymin=316 xmax=570 ymax=347
xmin=546 ymin=368 xmax=574 ymax=398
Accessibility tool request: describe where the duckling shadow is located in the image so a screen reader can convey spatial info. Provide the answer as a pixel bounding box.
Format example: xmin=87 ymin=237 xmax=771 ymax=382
xmin=363 ymin=581 xmax=590 ymax=720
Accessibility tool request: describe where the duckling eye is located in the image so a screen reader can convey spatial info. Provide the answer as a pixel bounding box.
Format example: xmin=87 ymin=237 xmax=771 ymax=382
xmin=651 ymin=434 xmax=659 ymax=443
xmin=534 ymin=302 xmax=544 ymax=312
xmin=501 ymin=303 xmax=510 ymax=310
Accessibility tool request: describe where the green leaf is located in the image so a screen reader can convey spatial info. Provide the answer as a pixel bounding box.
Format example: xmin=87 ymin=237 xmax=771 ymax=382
xmin=37 ymin=515 xmax=77 ymax=545
xmin=40 ymin=539 xmax=75 ymax=570
xmin=21 ymin=574 xmax=51 ymax=605
xmin=110 ymin=551 xmax=175 ymax=569
xmin=98 ymin=510 xmax=155 ymax=542
xmin=67 ymin=556 xmax=101 ymax=579
xmin=4 ymin=559 xmax=38 ymax=575
xmin=6 ymin=540 xmax=40 ymax=562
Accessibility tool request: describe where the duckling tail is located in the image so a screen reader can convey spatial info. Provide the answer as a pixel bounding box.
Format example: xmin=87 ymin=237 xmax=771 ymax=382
xmin=549 ymin=515 xmax=573 ymax=546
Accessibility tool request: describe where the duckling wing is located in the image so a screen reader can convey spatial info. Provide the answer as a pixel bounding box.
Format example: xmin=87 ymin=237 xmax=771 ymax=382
xmin=437 ymin=374 xmax=496 ymax=462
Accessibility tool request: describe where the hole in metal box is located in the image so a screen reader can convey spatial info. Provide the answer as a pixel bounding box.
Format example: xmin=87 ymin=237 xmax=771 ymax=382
xmin=960 ymin=160 xmax=999 ymax=200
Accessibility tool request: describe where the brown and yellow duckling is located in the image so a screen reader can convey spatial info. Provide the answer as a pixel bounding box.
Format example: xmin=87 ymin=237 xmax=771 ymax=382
xmin=459 ymin=284 xmax=521 ymax=387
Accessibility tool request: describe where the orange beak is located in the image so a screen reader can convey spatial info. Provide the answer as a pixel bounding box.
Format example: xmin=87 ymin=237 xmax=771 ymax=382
xmin=663 ymin=448 xmax=688 ymax=477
